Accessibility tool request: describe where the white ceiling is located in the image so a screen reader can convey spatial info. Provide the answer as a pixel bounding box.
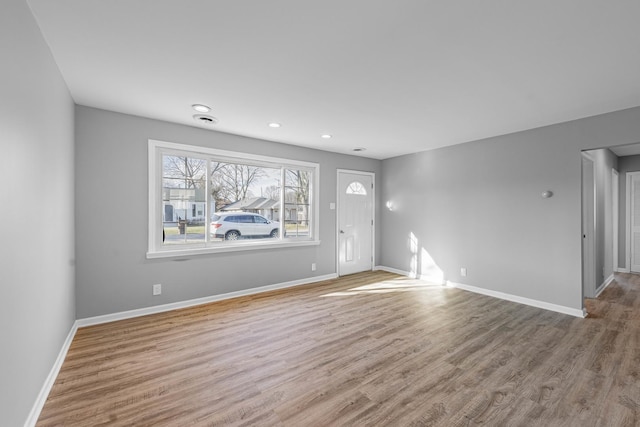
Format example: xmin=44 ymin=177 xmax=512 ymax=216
xmin=609 ymin=143 xmax=640 ymax=157
xmin=27 ymin=0 xmax=640 ymax=160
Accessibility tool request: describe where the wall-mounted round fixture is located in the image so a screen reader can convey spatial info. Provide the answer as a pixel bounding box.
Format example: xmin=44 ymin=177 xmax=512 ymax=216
xmin=268 ymin=122 xmax=281 ymax=128
xmin=193 ymin=114 xmax=218 ymax=125
xmin=541 ymin=190 xmax=554 ymax=198
xmin=192 ymin=104 xmax=211 ymax=113
xmin=353 ymin=147 xmax=366 ymax=152
xmin=321 ymin=134 xmax=332 ymax=139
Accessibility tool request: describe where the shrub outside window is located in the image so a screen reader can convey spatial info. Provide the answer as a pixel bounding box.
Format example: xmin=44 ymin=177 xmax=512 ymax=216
xmin=148 ymin=140 xmax=319 ymax=258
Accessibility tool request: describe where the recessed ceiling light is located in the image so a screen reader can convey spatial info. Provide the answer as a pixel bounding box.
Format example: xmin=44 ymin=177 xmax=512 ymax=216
xmin=321 ymin=134 xmax=332 ymax=139
xmin=192 ymin=104 xmax=211 ymax=113
xmin=268 ymin=122 xmax=281 ymax=128
xmin=353 ymin=147 xmax=366 ymax=152
xmin=193 ymin=114 xmax=218 ymax=125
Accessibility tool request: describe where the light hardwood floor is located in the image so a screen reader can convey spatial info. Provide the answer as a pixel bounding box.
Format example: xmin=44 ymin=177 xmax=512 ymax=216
xmin=37 ymin=271 xmax=640 ymax=426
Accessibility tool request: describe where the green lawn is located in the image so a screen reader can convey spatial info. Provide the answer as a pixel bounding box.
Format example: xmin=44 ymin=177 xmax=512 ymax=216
xmin=285 ymin=223 xmax=309 ymax=231
xmin=164 ymin=224 xmax=307 ymax=236
xmin=164 ymin=226 xmax=205 ymax=235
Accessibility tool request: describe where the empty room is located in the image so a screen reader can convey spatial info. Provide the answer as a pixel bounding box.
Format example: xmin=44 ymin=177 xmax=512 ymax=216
xmin=3 ymin=0 xmax=640 ymax=425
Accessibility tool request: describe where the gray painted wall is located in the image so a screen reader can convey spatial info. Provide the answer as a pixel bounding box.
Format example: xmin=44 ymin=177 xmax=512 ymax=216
xmin=617 ymin=154 xmax=640 ymax=269
xmin=0 ymin=0 xmax=76 ymax=425
xmin=8 ymin=0 xmax=640 ymax=419
xmin=75 ymin=106 xmax=381 ymax=318
xmin=381 ymin=106 xmax=640 ymax=311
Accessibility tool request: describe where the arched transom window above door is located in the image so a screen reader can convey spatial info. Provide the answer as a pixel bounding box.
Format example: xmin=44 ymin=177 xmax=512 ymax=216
xmin=346 ymin=181 xmax=367 ymax=195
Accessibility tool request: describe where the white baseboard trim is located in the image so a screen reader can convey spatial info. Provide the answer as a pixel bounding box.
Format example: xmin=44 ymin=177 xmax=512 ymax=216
xmin=375 ymin=265 xmax=584 ymax=318
xmin=446 ymin=281 xmax=586 ymax=318
xmin=595 ymin=274 xmax=615 ymax=298
xmin=616 ymin=267 xmax=631 ymax=273
xmin=77 ymin=273 xmax=338 ymax=327
xmin=25 ymin=321 xmax=79 ymax=427
xmin=373 ymin=265 xmax=445 ymax=285
xmin=373 ymin=265 xmax=403 ymax=274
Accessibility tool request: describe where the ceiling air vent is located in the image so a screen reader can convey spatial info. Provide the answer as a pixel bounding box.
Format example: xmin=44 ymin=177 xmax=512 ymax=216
xmin=193 ymin=114 xmax=218 ymax=125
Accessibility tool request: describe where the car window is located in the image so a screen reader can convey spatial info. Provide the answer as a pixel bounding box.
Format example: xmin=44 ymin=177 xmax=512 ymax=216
xmin=254 ymin=216 xmax=268 ymax=224
xmin=237 ymin=215 xmax=253 ymax=223
xmin=225 ymin=215 xmax=237 ymax=222
xmin=211 ymin=214 xmax=221 ymax=221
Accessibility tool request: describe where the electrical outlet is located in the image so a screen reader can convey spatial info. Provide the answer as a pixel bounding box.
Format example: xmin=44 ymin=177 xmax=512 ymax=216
xmin=460 ymin=268 xmax=467 ymax=277
xmin=311 ymin=263 xmax=317 ymax=271
xmin=153 ymin=284 xmax=162 ymax=296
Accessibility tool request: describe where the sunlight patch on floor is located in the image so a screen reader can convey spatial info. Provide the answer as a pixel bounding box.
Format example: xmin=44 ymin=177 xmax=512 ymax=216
xmin=320 ymin=277 xmax=445 ymax=297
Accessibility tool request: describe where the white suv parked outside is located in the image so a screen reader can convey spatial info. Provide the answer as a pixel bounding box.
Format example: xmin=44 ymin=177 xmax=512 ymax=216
xmin=210 ymin=212 xmax=280 ymax=240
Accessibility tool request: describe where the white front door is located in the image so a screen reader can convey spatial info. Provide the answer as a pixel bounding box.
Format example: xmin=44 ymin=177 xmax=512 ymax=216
xmin=338 ymin=171 xmax=374 ymax=276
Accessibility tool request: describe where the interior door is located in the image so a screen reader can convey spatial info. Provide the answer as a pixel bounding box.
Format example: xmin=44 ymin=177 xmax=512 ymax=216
xmin=631 ymin=173 xmax=640 ymax=272
xmin=338 ymin=171 xmax=374 ymax=275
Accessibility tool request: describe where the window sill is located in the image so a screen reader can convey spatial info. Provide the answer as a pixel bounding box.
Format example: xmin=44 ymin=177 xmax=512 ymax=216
xmin=147 ymin=239 xmax=321 ymax=259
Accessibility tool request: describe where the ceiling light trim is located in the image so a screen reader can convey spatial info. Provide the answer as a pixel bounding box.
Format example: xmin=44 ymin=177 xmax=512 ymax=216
xmin=192 ymin=104 xmax=211 ymax=113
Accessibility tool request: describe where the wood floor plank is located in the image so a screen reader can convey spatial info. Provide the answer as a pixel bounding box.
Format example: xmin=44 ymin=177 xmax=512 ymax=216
xmin=37 ymin=271 xmax=640 ymax=426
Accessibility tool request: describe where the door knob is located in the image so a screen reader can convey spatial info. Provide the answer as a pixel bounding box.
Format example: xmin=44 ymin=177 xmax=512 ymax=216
xmin=340 ymin=230 xmax=345 ymax=234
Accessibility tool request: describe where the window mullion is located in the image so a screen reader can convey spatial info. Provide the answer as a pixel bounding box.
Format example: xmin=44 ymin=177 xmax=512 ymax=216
xmin=205 ymin=157 xmax=210 ymax=244
xmin=280 ymin=167 xmax=286 ymax=239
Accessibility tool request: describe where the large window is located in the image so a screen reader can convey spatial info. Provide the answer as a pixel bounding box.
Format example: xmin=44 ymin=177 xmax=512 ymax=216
xmin=148 ymin=140 xmax=319 ymax=257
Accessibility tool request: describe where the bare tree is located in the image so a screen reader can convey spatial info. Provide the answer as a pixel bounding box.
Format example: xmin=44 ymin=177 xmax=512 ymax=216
xmin=163 ymin=156 xmax=206 ymax=188
xmin=209 ymin=162 xmax=228 ymax=210
xmin=262 ymin=184 xmax=281 ymax=201
xmin=285 ymin=169 xmax=310 ymax=224
xmin=210 ymin=162 xmax=265 ymax=209
xmin=286 ymin=169 xmax=310 ymax=203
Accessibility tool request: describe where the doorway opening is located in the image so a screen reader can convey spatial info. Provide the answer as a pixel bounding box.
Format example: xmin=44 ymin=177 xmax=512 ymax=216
xmin=582 ymin=152 xmax=596 ymax=299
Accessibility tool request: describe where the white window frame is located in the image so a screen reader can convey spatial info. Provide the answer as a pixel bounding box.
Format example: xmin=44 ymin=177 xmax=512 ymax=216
xmin=147 ymin=139 xmax=320 ymax=259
